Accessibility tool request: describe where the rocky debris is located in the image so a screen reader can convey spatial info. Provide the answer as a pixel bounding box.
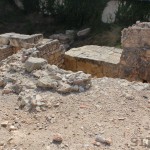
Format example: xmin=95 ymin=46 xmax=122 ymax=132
xmin=1 ymin=74 xmax=150 ymax=149
xmin=0 ymin=49 xmax=91 ymax=111
xmin=50 ymin=33 xmax=74 ymax=50
xmin=77 ymin=28 xmax=91 ymax=38
xmin=36 ymin=65 xmax=91 ymax=93
xmin=18 ymin=90 xmax=48 ymax=111
xmin=37 ymin=76 xmax=59 ymax=89
xmin=25 ymin=57 xmax=47 ymax=72
xmin=52 ymin=134 xmax=63 ymax=143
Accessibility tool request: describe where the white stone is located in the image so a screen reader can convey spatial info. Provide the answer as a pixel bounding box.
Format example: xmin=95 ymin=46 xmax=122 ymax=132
xmin=25 ymin=57 xmax=47 ymax=72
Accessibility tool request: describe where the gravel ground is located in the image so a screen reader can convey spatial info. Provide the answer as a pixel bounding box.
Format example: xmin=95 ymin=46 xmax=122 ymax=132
xmin=0 ymin=77 xmax=150 ymax=150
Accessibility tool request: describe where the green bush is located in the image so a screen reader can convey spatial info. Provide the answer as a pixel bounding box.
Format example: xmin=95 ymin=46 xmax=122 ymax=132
xmin=30 ymin=0 xmax=108 ymax=28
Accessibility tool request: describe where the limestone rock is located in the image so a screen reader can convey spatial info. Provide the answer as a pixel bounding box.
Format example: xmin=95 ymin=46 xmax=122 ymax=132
xmin=25 ymin=57 xmax=47 ymax=72
xmin=37 ymin=76 xmax=58 ymax=89
xmin=57 ymin=82 xmax=72 ymax=93
xmin=122 ymin=22 xmax=150 ymax=48
xmin=95 ymin=135 xmax=112 ymax=145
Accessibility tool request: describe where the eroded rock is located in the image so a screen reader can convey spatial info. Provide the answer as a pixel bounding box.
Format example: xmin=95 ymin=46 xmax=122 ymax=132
xmin=25 ymin=57 xmax=47 ymax=72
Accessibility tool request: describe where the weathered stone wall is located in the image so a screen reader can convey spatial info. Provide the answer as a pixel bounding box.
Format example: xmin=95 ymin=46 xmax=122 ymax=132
xmin=0 ymin=33 xmax=65 ymax=67
xmin=23 ymin=39 xmax=65 ymax=67
xmin=120 ymin=22 xmax=150 ymax=82
xmin=64 ymin=22 xmax=150 ymax=82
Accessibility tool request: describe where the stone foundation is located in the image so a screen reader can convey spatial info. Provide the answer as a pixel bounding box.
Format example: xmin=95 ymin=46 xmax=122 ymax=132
xmin=64 ymin=45 xmax=122 ymax=78
xmin=0 ymin=33 xmax=65 ymax=67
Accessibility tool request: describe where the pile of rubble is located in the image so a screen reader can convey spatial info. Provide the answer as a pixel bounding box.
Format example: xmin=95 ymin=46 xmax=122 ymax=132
xmin=0 ymin=50 xmax=91 ymax=111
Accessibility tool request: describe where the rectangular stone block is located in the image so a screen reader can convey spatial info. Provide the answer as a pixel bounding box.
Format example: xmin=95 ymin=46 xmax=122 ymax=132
xmin=0 ymin=33 xmax=43 ymax=48
xmin=64 ymin=45 xmax=122 ymax=78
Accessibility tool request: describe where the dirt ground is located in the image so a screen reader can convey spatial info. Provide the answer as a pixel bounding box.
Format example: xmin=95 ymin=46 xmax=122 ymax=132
xmin=0 ymin=78 xmax=150 ymax=150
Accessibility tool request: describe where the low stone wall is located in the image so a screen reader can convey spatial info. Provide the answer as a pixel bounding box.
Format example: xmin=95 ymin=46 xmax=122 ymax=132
xmin=0 ymin=33 xmax=65 ymax=67
xmin=64 ymin=45 xmax=122 ymax=78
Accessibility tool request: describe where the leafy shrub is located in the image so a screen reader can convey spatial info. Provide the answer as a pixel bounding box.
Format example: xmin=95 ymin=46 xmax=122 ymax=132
xmin=22 ymin=0 xmax=108 ymax=28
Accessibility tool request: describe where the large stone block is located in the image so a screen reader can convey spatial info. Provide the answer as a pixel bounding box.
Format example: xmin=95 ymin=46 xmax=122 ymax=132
xmin=0 ymin=33 xmax=43 ymax=48
xmin=64 ymin=45 xmax=122 ymax=78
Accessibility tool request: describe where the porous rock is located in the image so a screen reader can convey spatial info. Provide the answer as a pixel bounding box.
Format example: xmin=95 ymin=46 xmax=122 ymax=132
xmin=25 ymin=57 xmax=47 ymax=72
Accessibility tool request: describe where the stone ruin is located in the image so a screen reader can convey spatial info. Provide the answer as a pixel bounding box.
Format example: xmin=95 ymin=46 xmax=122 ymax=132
xmin=120 ymin=21 xmax=150 ymax=82
xmin=0 ymin=22 xmax=150 ymax=98
xmin=0 ymin=21 xmax=150 ymax=111
xmin=0 ymin=32 xmax=91 ymax=111
xmin=64 ymin=21 xmax=150 ymax=82
xmin=0 ymin=33 xmax=65 ymax=67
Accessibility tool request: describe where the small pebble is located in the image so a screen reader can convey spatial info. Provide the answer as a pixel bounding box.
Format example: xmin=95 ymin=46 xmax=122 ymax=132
xmin=1 ymin=121 xmax=9 ymax=127
xmin=9 ymin=125 xmax=17 ymax=131
xmin=53 ymin=133 xmax=63 ymax=143
xmin=95 ymin=135 xmax=112 ymax=145
xmin=0 ymin=141 xmax=4 ymax=146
